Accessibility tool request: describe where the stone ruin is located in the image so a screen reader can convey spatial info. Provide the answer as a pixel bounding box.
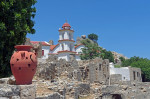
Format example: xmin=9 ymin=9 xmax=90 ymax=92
xmin=0 ymin=55 xmax=150 ymax=99
xmin=24 ymin=38 xmax=42 ymax=58
xmin=36 ymin=56 xmax=110 ymax=85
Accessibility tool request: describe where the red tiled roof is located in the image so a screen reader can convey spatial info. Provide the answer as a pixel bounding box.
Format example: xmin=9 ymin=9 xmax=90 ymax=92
xmin=58 ymin=50 xmax=76 ymax=53
xmin=50 ymin=44 xmax=59 ymax=51
xmin=62 ymin=22 xmax=71 ymax=28
xmin=30 ymin=41 xmax=50 ymax=46
xmin=75 ymin=44 xmax=84 ymax=49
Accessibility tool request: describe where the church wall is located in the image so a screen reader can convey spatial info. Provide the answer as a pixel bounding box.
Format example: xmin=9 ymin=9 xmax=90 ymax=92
xmin=59 ymin=33 xmax=63 ymax=40
xmin=59 ymin=30 xmax=73 ymax=40
xmin=64 ymin=31 xmax=69 ymax=39
xmin=59 ymin=41 xmax=74 ymax=51
xmin=58 ymin=53 xmax=70 ymax=61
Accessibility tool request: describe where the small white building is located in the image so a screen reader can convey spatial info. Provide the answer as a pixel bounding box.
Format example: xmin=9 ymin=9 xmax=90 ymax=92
xmin=109 ymin=63 xmax=142 ymax=82
xmin=109 ymin=63 xmax=130 ymax=81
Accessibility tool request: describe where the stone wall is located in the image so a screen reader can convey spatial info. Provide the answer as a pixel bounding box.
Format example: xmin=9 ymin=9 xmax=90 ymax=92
xmin=110 ymin=74 xmax=122 ymax=85
xmin=37 ymin=55 xmax=81 ymax=81
xmin=78 ymin=58 xmax=110 ymax=85
xmin=129 ymin=66 xmax=142 ymax=82
xmin=37 ymin=63 xmax=56 ymax=80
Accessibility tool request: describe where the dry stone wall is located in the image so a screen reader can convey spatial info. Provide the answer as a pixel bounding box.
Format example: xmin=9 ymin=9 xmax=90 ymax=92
xmin=78 ymin=58 xmax=110 ymax=84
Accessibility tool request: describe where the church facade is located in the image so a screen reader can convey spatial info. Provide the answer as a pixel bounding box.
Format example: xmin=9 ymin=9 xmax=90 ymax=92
xmin=31 ymin=22 xmax=85 ymax=61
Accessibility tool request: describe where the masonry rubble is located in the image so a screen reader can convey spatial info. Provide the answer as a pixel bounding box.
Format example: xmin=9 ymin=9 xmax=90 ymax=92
xmin=24 ymin=38 xmax=42 ymax=58
xmin=0 ymin=56 xmax=150 ymax=99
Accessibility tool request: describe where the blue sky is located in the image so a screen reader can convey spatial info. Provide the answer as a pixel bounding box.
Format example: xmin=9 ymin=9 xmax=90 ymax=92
xmin=27 ymin=0 xmax=150 ymax=59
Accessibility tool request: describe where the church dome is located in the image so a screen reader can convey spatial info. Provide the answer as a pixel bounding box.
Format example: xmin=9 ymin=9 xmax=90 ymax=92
xmin=62 ymin=22 xmax=71 ymax=28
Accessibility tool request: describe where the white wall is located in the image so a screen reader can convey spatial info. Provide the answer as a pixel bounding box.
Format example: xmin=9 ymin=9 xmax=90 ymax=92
xmin=75 ymin=45 xmax=85 ymax=54
xmin=42 ymin=46 xmax=50 ymax=59
xmin=59 ymin=30 xmax=74 ymax=40
xmin=109 ymin=63 xmax=130 ymax=81
xmin=59 ymin=41 xmax=74 ymax=51
xmin=58 ymin=53 xmax=70 ymax=61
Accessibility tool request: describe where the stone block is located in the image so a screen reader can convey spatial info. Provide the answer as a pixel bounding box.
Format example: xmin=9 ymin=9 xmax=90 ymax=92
xmin=19 ymin=85 xmax=36 ymax=99
xmin=0 ymin=85 xmax=20 ymax=97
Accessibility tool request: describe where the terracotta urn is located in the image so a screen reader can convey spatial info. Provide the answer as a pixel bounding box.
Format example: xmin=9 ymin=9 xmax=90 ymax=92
xmin=10 ymin=45 xmax=37 ymax=85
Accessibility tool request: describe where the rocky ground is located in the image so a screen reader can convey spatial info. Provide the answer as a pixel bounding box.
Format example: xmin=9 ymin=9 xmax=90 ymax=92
xmin=0 ymin=57 xmax=150 ymax=99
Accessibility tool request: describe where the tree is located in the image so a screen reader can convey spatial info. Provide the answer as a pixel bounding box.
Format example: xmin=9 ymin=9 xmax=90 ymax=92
xmin=80 ymin=39 xmax=101 ymax=60
xmin=101 ymin=49 xmax=114 ymax=63
xmin=0 ymin=0 xmax=37 ymax=77
xmin=88 ymin=33 xmax=98 ymax=42
xmin=80 ymin=39 xmax=114 ymax=62
xmin=119 ymin=57 xmax=125 ymax=63
xmin=122 ymin=56 xmax=150 ymax=82
xmin=122 ymin=56 xmax=141 ymax=67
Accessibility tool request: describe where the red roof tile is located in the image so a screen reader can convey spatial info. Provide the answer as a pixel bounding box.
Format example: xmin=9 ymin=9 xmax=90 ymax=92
xmin=62 ymin=22 xmax=71 ymax=28
xmin=30 ymin=41 xmax=50 ymax=46
xmin=75 ymin=44 xmax=84 ymax=49
xmin=58 ymin=50 xmax=76 ymax=53
xmin=50 ymin=44 xmax=59 ymax=51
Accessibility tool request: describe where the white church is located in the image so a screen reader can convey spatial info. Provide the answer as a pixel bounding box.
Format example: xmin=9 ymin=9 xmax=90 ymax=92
xmin=31 ymin=22 xmax=85 ymax=61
